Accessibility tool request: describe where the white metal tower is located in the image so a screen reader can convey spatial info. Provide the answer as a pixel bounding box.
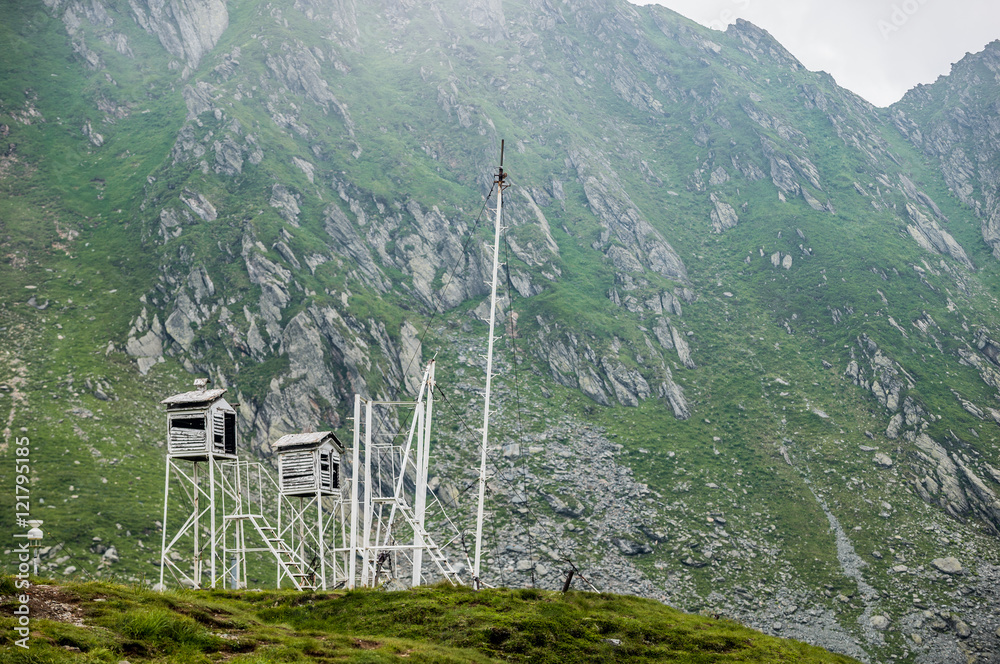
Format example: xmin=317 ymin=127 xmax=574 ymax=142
xmin=158 ymin=382 xmax=339 ymax=592
xmin=347 ymin=361 xmax=464 ymax=588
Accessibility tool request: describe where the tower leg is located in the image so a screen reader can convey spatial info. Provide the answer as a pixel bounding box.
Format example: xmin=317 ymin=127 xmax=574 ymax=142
xmin=412 ymin=401 xmax=426 ymax=586
xmin=193 ymin=462 xmax=200 ymax=585
xmin=209 ymin=457 xmax=217 ymax=588
xmin=159 ymin=459 xmax=172 ymax=590
xmin=318 ymin=492 xmax=326 ymax=590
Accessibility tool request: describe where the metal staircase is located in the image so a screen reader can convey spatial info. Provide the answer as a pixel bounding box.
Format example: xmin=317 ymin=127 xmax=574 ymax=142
xmin=227 ymin=512 xmax=316 ymax=591
xmin=382 ymin=499 xmax=463 ymax=586
xmin=222 ymin=460 xmax=325 ymax=591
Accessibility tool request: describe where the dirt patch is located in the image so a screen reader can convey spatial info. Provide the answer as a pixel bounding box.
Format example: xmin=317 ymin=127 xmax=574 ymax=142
xmin=26 ymin=584 xmax=87 ymax=627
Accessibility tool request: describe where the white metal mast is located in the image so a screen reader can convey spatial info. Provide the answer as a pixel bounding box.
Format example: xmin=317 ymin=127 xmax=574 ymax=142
xmin=473 ymin=141 xmax=507 ymax=587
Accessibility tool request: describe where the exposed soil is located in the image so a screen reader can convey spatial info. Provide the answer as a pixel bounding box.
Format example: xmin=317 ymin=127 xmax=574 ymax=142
xmin=24 ymin=584 xmax=87 ymax=627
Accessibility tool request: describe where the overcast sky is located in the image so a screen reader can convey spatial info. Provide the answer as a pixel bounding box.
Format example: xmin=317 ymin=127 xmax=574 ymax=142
xmin=630 ymin=0 xmax=1000 ymax=107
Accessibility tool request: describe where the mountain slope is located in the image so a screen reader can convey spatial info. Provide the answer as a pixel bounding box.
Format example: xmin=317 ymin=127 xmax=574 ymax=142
xmin=2 ymin=1 xmax=1000 ymax=662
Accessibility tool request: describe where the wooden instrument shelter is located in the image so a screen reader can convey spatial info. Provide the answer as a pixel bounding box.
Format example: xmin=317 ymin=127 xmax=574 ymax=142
xmin=276 ymin=431 xmax=344 ymax=497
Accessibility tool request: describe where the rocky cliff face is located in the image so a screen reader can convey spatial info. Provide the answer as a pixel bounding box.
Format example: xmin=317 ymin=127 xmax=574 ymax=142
xmin=893 ymin=41 xmax=1000 ymax=258
xmin=129 ymin=0 xmax=228 ymax=69
xmin=43 ymin=0 xmax=228 ymax=72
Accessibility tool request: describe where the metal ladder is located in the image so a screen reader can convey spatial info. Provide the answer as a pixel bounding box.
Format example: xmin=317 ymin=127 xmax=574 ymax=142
xmin=390 ymin=500 xmax=464 ymax=585
xmin=229 ymin=513 xmax=316 ymax=591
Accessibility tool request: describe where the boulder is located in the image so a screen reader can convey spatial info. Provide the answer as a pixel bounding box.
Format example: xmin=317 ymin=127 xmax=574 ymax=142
xmin=639 ymin=525 xmax=669 ymax=543
xmin=542 ymin=492 xmax=584 ymax=518
xmin=709 ymin=193 xmax=738 ymax=233
xmin=874 ymin=453 xmax=893 ymax=468
xmin=611 ymin=538 xmax=652 ymax=556
xmin=502 ymin=443 xmax=521 ymax=459
xmin=870 ymin=615 xmax=890 ymax=630
xmin=954 ymin=619 xmax=972 ymax=639
xmin=931 ymin=556 xmax=963 ymax=575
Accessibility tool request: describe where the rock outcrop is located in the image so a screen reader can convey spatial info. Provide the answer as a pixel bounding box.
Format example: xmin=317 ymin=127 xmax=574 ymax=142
xmin=904 ymin=203 xmax=973 ymax=269
xmin=128 ymin=0 xmax=228 ymax=69
xmin=570 ymin=148 xmax=688 ymax=283
xmin=845 ymin=335 xmax=924 ymax=438
xmin=709 ymin=193 xmax=738 ymax=233
xmin=269 ymin=184 xmax=301 ymax=227
xmin=910 ymin=432 xmax=1000 ymax=535
xmin=125 ymin=302 xmax=165 ymax=374
xmin=534 ymin=319 xmax=689 ymax=418
xmin=893 ymin=41 xmax=1000 ymax=261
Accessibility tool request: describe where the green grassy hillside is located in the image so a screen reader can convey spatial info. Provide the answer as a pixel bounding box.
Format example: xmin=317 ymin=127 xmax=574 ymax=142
xmin=0 ymin=578 xmax=861 ymax=663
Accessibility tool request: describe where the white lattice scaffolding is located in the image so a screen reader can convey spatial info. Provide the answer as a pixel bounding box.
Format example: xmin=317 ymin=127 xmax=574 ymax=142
xmin=346 ymin=361 xmax=465 ymax=589
xmin=223 ymin=458 xmax=348 ymax=591
xmin=159 ymin=385 xmax=354 ymax=592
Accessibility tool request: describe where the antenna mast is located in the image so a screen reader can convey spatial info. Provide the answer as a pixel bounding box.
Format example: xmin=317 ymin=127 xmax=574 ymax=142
xmin=473 ymin=140 xmax=507 ymax=587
